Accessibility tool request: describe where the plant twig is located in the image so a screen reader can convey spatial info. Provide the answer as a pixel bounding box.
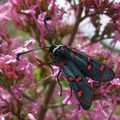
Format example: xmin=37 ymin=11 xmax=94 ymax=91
xmin=38 ymin=80 xmax=56 ymax=120
xmin=68 ymin=4 xmax=83 ymax=46
xmin=48 ymin=103 xmax=66 ymax=109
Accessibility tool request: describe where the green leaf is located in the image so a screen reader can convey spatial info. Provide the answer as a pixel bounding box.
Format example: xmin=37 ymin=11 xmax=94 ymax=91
xmin=33 ymin=68 xmax=42 ymax=81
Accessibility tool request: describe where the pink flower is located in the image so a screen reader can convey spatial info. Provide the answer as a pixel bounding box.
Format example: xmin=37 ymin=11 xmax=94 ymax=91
xmin=62 ymin=89 xmax=80 ymax=107
xmin=21 ymin=9 xmax=36 ymax=15
xmin=89 ymin=101 xmax=108 ymax=120
xmin=12 ymin=39 xmax=36 ymax=55
xmin=51 ymin=66 xmax=60 ymax=77
xmin=27 ymin=113 xmax=36 ymax=120
xmin=111 ymin=78 xmax=120 ymax=86
xmin=110 ymin=2 xmax=120 ymax=22
xmin=0 ymin=55 xmax=17 ymax=79
xmin=27 ymin=101 xmax=40 ymax=115
xmin=0 ymin=3 xmax=11 ymax=21
xmin=0 ymin=87 xmax=11 ymax=107
xmin=10 ymin=0 xmax=22 ymax=6
xmin=11 ymin=84 xmax=25 ymax=101
xmin=10 ymin=36 xmax=23 ymax=49
xmin=16 ymin=58 xmax=35 ymax=81
xmin=0 ymin=114 xmax=5 ymax=120
xmin=0 ymin=55 xmax=16 ymax=64
xmin=115 ymin=56 xmax=120 ymax=78
xmin=24 ymin=39 xmax=36 ymax=48
xmin=12 ymin=46 xmax=28 ymax=54
xmin=37 ymin=12 xmax=46 ymax=47
xmin=62 ymin=89 xmax=82 ymax=120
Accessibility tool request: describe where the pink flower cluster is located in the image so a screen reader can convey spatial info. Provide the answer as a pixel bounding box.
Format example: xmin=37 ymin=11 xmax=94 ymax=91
xmin=0 ymin=0 xmax=120 ymax=119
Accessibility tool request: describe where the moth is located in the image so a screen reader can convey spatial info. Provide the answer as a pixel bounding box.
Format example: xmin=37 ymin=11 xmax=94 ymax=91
xmin=16 ymin=44 xmax=115 ymax=110
xmin=49 ymin=45 xmax=115 ymax=110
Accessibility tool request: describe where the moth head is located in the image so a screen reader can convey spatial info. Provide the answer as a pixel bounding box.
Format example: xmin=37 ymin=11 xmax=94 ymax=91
xmin=49 ymin=45 xmax=57 ymax=53
xmin=49 ymin=45 xmax=63 ymax=54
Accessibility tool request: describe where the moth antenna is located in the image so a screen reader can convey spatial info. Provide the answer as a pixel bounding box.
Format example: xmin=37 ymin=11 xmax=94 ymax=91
xmin=16 ymin=47 xmax=50 ymax=60
xmin=44 ymin=16 xmax=51 ymax=29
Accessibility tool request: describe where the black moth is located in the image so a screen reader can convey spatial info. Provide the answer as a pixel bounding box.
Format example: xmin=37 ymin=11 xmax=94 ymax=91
xmin=16 ymin=44 xmax=115 ymax=110
xmin=49 ymin=45 xmax=115 ymax=110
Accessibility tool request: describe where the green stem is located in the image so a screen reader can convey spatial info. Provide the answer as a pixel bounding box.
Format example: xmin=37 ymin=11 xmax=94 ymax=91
xmin=48 ymin=103 xmax=66 ymax=109
xmin=38 ymin=80 xmax=56 ymax=120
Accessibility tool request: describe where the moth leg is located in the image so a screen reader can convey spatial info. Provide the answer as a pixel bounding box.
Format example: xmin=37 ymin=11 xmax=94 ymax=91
xmin=48 ymin=64 xmax=54 ymax=74
xmin=48 ymin=61 xmax=63 ymax=96
xmin=47 ymin=61 xmax=57 ymax=74
xmin=56 ymin=70 xmax=63 ymax=96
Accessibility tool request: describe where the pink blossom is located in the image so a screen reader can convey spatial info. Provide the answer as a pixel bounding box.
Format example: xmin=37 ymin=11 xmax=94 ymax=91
xmin=12 ymin=46 xmax=28 ymax=54
xmin=24 ymin=62 xmax=35 ymax=81
xmin=37 ymin=12 xmax=46 ymax=47
xmin=11 ymin=85 xmax=25 ymax=100
xmin=24 ymin=39 xmax=36 ymax=48
xmin=27 ymin=113 xmax=36 ymax=120
xmin=0 ymin=87 xmax=11 ymax=107
xmin=10 ymin=36 xmax=23 ymax=50
xmin=111 ymin=78 xmax=120 ymax=86
xmin=21 ymin=9 xmax=36 ymax=15
xmin=62 ymin=89 xmax=79 ymax=106
xmin=0 ymin=55 xmax=16 ymax=64
xmin=0 ymin=114 xmax=5 ymax=120
xmin=62 ymin=89 xmax=72 ymax=105
xmin=88 ymin=101 xmax=108 ymax=120
xmin=0 ymin=3 xmax=11 ymax=21
xmin=16 ymin=58 xmax=35 ymax=81
xmin=12 ymin=39 xmax=36 ymax=55
xmin=115 ymin=56 xmax=120 ymax=78
xmin=51 ymin=66 xmax=60 ymax=77
xmin=10 ymin=0 xmax=22 ymax=6
xmin=62 ymin=89 xmax=80 ymax=120
xmin=27 ymin=101 xmax=40 ymax=115
xmin=0 ymin=55 xmax=17 ymax=79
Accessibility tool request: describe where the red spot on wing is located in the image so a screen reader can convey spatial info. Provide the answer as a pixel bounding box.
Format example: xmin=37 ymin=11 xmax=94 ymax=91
xmin=68 ymin=76 xmax=74 ymax=81
xmin=57 ymin=61 xmax=66 ymax=68
xmin=87 ymin=64 xmax=92 ymax=70
xmin=76 ymin=76 xmax=82 ymax=82
xmin=71 ymin=48 xmax=78 ymax=56
xmin=100 ymin=65 xmax=105 ymax=71
xmin=77 ymin=90 xmax=83 ymax=97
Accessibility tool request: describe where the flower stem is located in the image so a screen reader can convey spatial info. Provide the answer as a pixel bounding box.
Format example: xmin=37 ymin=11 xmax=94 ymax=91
xmin=68 ymin=4 xmax=83 ymax=46
xmin=38 ymin=80 xmax=56 ymax=120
